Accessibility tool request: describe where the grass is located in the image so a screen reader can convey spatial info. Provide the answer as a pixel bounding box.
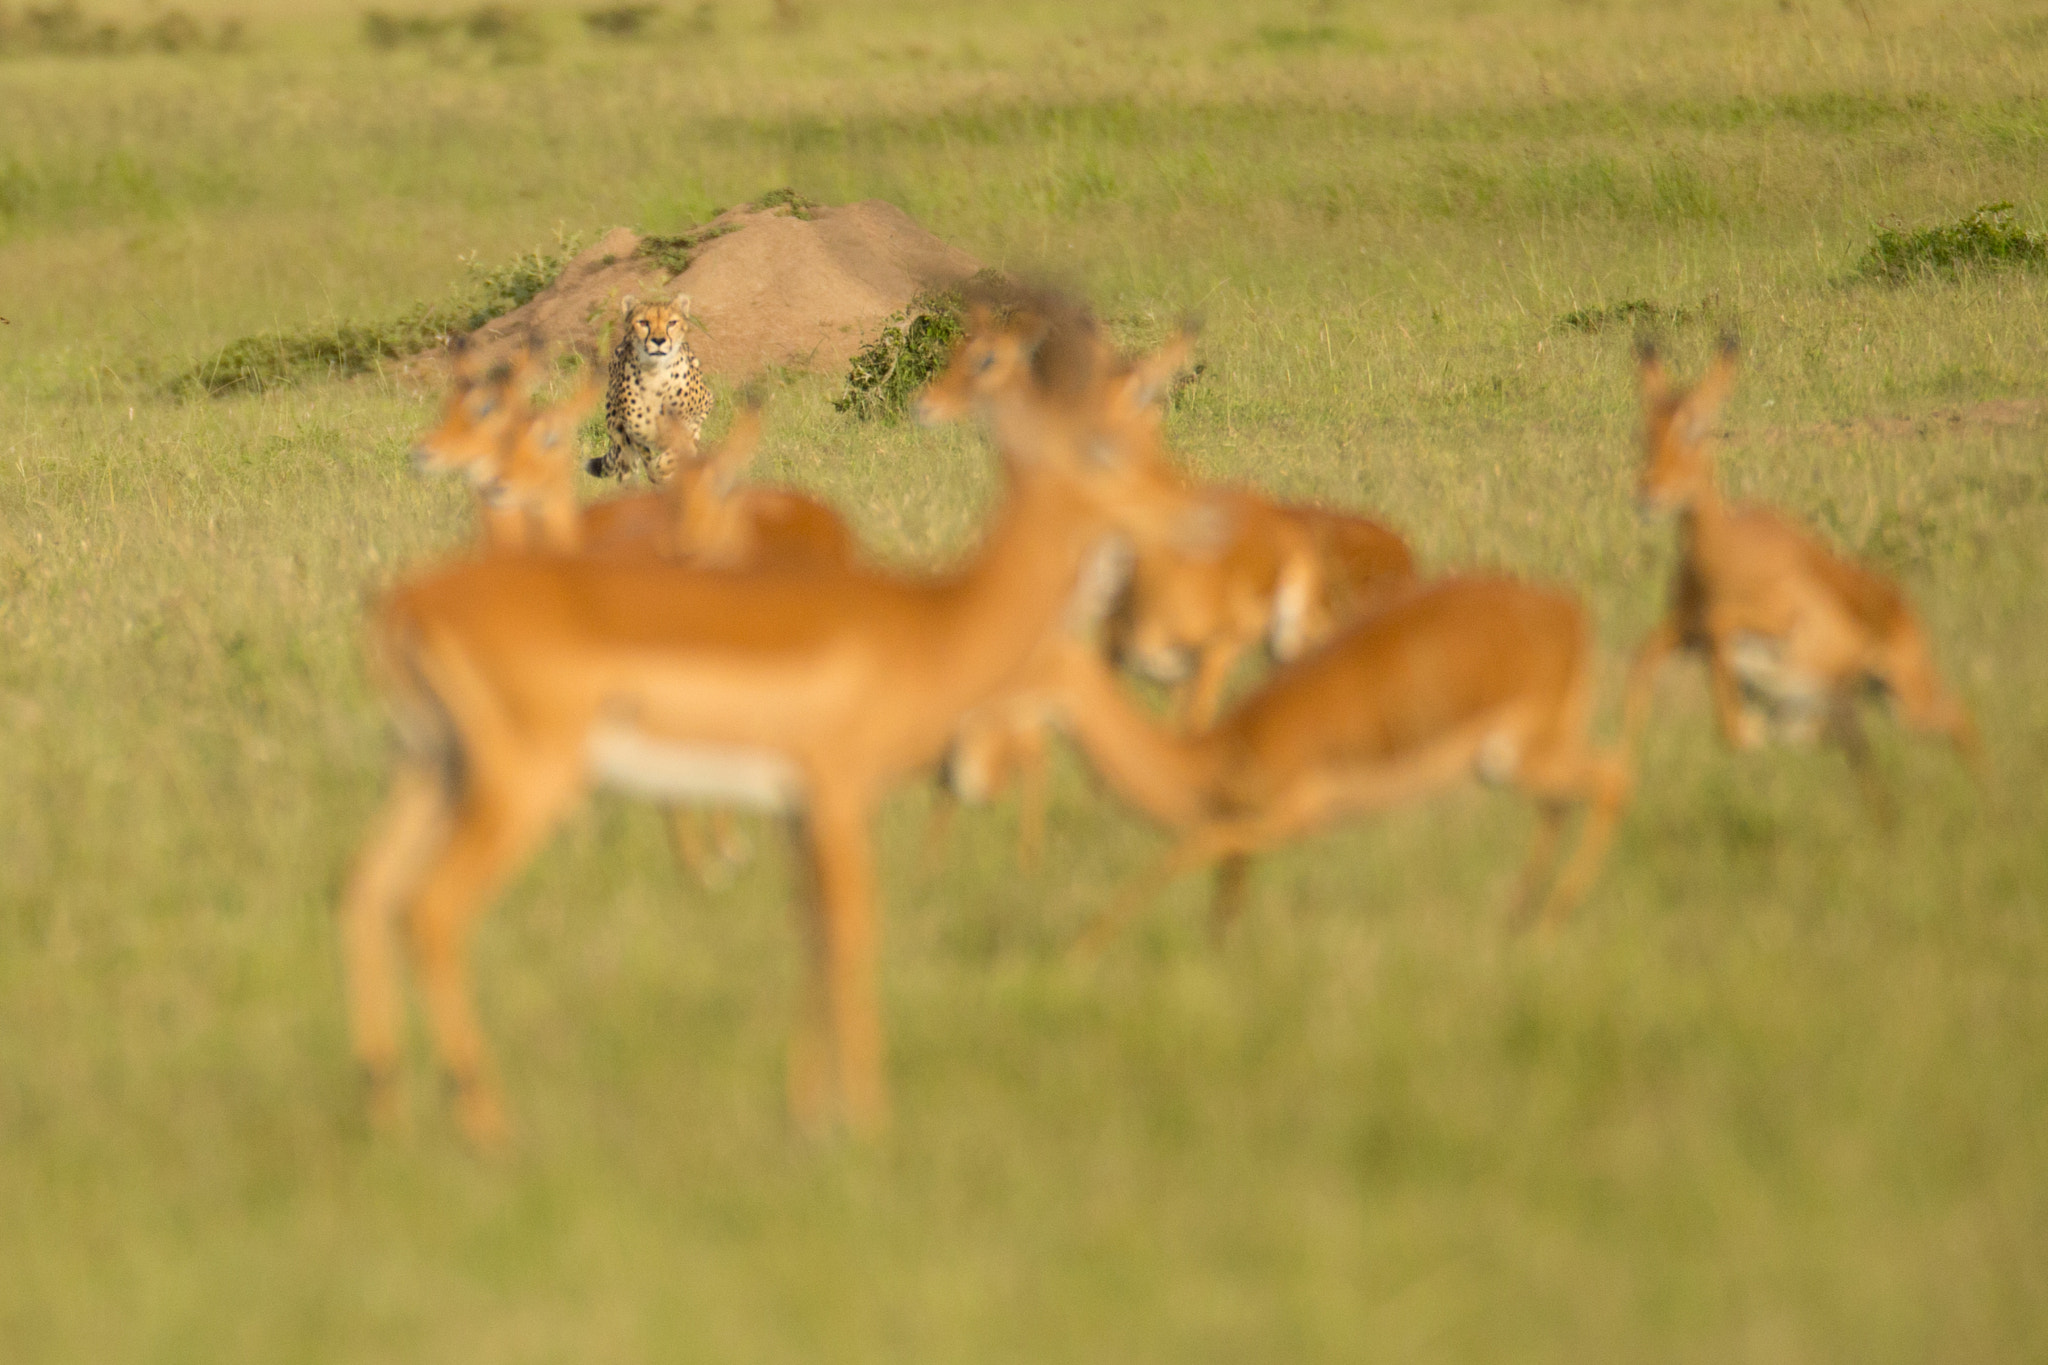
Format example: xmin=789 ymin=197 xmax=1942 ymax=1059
xmin=1 ymin=2 xmax=2046 ymax=1361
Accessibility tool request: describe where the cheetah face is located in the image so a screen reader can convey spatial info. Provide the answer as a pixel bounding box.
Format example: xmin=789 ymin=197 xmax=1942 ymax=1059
xmin=622 ymin=294 xmax=692 ymax=370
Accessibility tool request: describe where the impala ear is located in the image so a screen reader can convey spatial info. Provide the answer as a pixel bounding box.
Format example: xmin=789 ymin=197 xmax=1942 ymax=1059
xmin=1013 ymin=308 xmax=1056 ymax=353
xmin=1635 ymin=335 xmax=1669 ymax=406
xmin=705 ymin=405 xmax=763 ymax=495
xmin=560 ymin=359 xmax=605 ymax=419
xmin=1683 ymin=333 xmax=1739 ymax=438
xmin=507 ymin=333 xmax=545 ymax=385
xmin=1117 ymin=329 xmax=1198 ymax=414
xmin=447 ymin=332 xmax=483 ymax=384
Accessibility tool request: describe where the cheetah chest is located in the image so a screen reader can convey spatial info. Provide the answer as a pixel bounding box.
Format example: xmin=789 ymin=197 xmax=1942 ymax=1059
xmin=608 ymin=354 xmax=710 ymax=452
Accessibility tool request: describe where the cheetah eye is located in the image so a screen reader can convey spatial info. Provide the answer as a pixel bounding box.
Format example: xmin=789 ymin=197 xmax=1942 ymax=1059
xmin=975 ymin=352 xmax=997 ymax=374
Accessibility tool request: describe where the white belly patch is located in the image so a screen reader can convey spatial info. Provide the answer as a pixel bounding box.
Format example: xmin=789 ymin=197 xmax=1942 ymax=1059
xmin=1475 ymin=729 xmax=1521 ymax=785
xmin=1268 ymin=561 xmax=1316 ymax=662
xmin=587 ymin=726 xmax=803 ymax=810
xmin=1728 ymin=633 xmax=1827 ymax=743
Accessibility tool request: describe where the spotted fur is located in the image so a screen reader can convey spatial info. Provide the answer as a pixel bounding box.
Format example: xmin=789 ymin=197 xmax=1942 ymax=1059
xmin=590 ymin=293 xmax=714 ymax=482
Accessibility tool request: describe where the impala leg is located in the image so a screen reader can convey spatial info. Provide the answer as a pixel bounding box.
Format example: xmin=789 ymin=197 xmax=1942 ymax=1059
xmin=1208 ymin=854 xmax=1252 ymax=942
xmin=1526 ymin=750 xmax=1632 ymax=931
xmin=791 ymin=790 xmax=885 ymax=1137
xmin=340 ymin=763 xmax=451 ymax=1132
xmin=1077 ymin=804 xmax=1309 ymax=958
xmin=406 ymin=768 xmax=576 ymax=1149
xmin=1179 ymin=641 xmax=1242 ymax=731
xmin=1621 ymin=619 xmax=1681 ymax=755
xmin=709 ymin=809 xmax=752 ymax=867
xmin=1075 ymin=826 xmax=1239 ymax=958
xmin=1506 ymin=802 xmax=1569 ymax=930
xmin=1884 ymin=634 xmax=1982 ymax=769
xmin=665 ymin=807 xmax=711 ymax=881
xmin=1014 ymin=722 xmax=1050 ymax=871
xmin=665 ymin=807 xmax=743 ymax=889
xmin=1825 ymin=696 xmax=1896 ymax=829
xmin=1703 ymin=636 xmax=1766 ymax=751
xmin=919 ymin=780 xmax=959 ymax=877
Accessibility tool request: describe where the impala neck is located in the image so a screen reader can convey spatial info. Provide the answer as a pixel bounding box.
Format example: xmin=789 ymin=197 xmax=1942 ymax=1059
xmin=1051 ymin=646 xmax=1223 ymax=830
xmin=1677 ymin=455 xmax=1731 ymax=572
xmin=928 ymin=453 xmax=1101 ymax=662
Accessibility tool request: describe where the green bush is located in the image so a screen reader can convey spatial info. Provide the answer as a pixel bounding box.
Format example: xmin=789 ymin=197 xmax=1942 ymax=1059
xmin=756 ymin=186 xmax=817 ymax=220
xmin=0 ymin=2 xmax=240 ymax=56
xmin=362 ymin=4 xmax=546 ymax=61
xmin=582 ymin=3 xmax=660 ymax=38
xmin=833 ymin=288 xmax=967 ymax=422
xmin=1856 ymin=201 xmax=2048 ymax=283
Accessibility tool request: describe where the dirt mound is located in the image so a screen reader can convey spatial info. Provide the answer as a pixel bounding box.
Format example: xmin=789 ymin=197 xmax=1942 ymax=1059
xmin=454 ymin=198 xmax=983 ymax=381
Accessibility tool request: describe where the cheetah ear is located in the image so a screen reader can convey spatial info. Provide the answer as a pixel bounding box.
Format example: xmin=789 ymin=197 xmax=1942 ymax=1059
xmin=671 ymin=293 xmax=692 ymax=318
xmin=619 ymin=295 xmax=638 ymax=318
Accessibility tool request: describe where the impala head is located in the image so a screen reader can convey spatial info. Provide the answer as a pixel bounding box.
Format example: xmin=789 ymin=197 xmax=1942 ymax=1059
xmin=412 ymin=335 xmax=540 ymax=484
xmin=666 ymin=399 xmax=763 ymax=500
xmin=914 ymin=301 xmax=1052 ymax=425
xmin=485 ymin=351 xmax=603 ymax=503
xmin=1021 ymin=324 xmax=1217 ymax=563
xmin=622 ymin=293 xmax=692 ymax=368
xmin=1636 ymin=333 xmax=1738 ymax=515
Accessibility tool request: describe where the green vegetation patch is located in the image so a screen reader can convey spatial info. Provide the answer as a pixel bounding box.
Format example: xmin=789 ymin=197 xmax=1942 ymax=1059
xmin=635 ymin=220 xmax=739 ymax=275
xmin=169 ymin=236 xmax=580 ymax=397
xmin=1556 ymin=295 xmax=1721 ymax=335
xmin=581 ymin=3 xmax=660 ymax=38
xmin=0 ymin=2 xmax=242 ymax=56
xmin=756 ymin=186 xmax=819 ymax=220
xmin=833 ymin=286 xmax=968 ymax=423
xmin=637 ymin=191 xmax=815 ymax=276
xmin=362 ymin=4 xmax=547 ymax=62
xmin=1855 ymin=202 xmax=2048 ymax=283
xmin=1252 ymin=23 xmax=1387 ymax=54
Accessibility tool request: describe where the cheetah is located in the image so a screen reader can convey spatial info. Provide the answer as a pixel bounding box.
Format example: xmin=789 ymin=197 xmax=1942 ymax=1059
xmin=590 ymin=293 xmax=714 ymax=482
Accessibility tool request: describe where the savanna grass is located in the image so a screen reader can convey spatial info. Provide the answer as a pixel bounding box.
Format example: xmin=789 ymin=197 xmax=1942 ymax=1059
xmin=1 ymin=2 xmax=2045 ymax=1362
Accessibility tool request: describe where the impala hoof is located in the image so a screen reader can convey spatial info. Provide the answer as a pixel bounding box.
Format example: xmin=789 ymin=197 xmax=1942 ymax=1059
xmin=362 ymin=1065 xmax=408 ymax=1135
xmin=447 ymin=1073 xmax=510 ymax=1151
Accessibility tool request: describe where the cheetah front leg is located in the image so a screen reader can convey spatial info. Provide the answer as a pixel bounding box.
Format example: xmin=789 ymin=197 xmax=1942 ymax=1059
xmin=587 ymin=423 xmax=631 ymax=479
